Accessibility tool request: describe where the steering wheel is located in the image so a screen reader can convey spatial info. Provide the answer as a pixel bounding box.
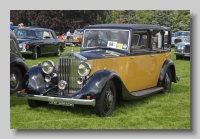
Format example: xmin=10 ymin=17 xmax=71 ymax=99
xmin=90 ymin=39 xmax=107 ymax=47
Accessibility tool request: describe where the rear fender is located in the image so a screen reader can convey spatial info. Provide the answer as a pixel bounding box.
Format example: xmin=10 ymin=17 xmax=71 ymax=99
xmin=158 ymin=59 xmax=177 ymax=87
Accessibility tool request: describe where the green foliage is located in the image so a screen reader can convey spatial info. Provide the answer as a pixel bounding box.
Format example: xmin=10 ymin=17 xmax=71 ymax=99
xmin=10 ymin=10 xmax=190 ymax=35
xmin=148 ymin=10 xmax=178 ymax=31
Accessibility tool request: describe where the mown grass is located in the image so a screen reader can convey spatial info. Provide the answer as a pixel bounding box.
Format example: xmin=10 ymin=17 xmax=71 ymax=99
xmin=10 ymin=47 xmax=190 ymax=129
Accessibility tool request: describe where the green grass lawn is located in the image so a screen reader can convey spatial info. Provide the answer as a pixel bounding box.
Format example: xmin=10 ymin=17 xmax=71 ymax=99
xmin=10 ymin=47 xmax=190 ymax=129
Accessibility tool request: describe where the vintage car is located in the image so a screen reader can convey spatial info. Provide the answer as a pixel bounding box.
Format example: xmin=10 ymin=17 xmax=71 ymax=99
xmin=171 ymin=31 xmax=190 ymax=47
xmin=174 ymin=37 xmax=190 ymax=59
xmin=15 ymin=27 xmax=66 ymax=59
xmin=10 ymin=31 xmax=29 ymax=94
xmin=64 ymin=29 xmax=83 ymax=46
xmin=17 ymin=24 xmax=180 ymax=116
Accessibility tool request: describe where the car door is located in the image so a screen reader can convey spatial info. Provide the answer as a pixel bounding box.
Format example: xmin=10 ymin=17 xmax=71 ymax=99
xmin=41 ymin=31 xmax=55 ymax=54
xmin=126 ymin=34 xmax=152 ymax=92
xmin=49 ymin=30 xmax=58 ymax=53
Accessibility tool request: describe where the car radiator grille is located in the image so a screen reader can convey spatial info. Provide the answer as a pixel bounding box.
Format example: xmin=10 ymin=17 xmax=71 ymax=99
xmin=185 ymin=45 xmax=190 ymax=53
xmin=58 ymin=58 xmax=82 ymax=95
xmin=174 ymin=39 xmax=182 ymax=44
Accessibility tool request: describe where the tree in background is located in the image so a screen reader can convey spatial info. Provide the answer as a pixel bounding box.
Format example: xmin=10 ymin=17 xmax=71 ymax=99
xmin=148 ymin=10 xmax=190 ymax=32
xmin=105 ymin=10 xmax=139 ymax=24
xmin=10 ymin=10 xmax=190 ymax=33
xmin=10 ymin=10 xmax=108 ymax=34
xmin=148 ymin=10 xmax=178 ymax=32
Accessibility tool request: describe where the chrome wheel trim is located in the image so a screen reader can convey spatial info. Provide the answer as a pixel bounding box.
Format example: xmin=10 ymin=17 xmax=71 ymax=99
xmin=10 ymin=73 xmax=18 ymax=88
xmin=165 ymin=73 xmax=170 ymax=89
xmin=104 ymin=87 xmax=114 ymax=112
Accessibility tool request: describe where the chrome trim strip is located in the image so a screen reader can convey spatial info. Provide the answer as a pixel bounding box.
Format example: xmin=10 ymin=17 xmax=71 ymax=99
xmin=17 ymin=91 xmax=96 ymax=106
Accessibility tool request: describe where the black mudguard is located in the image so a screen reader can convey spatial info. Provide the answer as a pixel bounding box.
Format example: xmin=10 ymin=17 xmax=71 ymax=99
xmin=158 ymin=59 xmax=177 ymax=87
xmin=70 ymin=69 xmax=129 ymax=100
xmin=21 ymin=65 xmax=46 ymax=95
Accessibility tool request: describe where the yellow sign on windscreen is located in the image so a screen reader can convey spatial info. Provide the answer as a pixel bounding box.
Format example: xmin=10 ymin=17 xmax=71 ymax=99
xmin=116 ymin=43 xmax=123 ymax=49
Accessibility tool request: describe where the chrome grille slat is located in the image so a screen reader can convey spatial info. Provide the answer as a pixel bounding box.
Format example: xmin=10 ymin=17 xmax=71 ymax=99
xmin=185 ymin=45 xmax=190 ymax=53
xmin=58 ymin=58 xmax=82 ymax=95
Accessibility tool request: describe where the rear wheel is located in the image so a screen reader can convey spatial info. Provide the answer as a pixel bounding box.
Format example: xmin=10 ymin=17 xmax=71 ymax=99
xmin=32 ymin=47 xmax=38 ymax=60
xmin=95 ymin=80 xmax=116 ymax=116
xmin=162 ymin=69 xmax=172 ymax=93
xmin=54 ymin=47 xmax=61 ymax=56
xmin=176 ymin=55 xmax=182 ymax=60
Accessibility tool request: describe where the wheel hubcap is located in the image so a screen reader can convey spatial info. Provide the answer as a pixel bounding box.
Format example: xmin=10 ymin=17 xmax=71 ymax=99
xmin=10 ymin=73 xmax=17 ymax=87
xmin=105 ymin=88 xmax=113 ymax=108
xmin=165 ymin=73 xmax=170 ymax=88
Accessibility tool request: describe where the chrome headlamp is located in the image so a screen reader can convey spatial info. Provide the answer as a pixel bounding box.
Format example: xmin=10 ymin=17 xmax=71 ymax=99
xmin=19 ymin=43 xmax=26 ymax=50
xmin=78 ymin=62 xmax=91 ymax=76
xmin=42 ymin=60 xmax=54 ymax=74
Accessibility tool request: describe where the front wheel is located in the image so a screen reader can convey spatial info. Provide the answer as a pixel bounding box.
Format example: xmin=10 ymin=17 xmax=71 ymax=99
xmin=10 ymin=67 xmax=22 ymax=94
xmin=95 ymin=80 xmax=116 ymax=116
xmin=162 ymin=69 xmax=172 ymax=93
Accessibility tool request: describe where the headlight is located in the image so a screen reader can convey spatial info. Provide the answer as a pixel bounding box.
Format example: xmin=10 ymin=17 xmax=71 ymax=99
xmin=78 ymin=62 xmax=91 ymax=76
xmin=19 ymin=43 xmax=26 ymax=49
xmin=42 ymin=60 xmax=54 ymax=74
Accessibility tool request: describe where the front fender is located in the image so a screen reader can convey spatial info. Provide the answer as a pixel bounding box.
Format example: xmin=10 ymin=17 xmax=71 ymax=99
xmin=22 ymin=65 xmax=46 ymax=95
xmin=71 ymin=69 xmax=119 ymax=99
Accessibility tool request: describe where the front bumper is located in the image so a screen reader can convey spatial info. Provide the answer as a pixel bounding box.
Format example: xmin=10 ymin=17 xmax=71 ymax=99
xmin=21 ymin=50 xmax=32 ymax=54
xmin=17 ymin=91 xmax=96 ymax=106
xmin=174 ymin=52 xmax=190 ymax=57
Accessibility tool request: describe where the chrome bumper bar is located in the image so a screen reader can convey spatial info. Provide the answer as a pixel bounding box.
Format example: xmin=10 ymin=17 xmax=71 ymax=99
xmin=17 ymin=91 xmax=96 ymax=106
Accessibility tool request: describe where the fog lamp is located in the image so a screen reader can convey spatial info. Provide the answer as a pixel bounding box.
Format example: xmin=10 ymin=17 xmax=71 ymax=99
xmin=58 ymin=80 xmax=67 ymax=90
xmin=45 ymin=75 xmax=51 ymax=82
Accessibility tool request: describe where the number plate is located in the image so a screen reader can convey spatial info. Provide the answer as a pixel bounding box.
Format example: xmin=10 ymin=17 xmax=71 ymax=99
xmin=49 ymin=102 xmax=74 ymax=107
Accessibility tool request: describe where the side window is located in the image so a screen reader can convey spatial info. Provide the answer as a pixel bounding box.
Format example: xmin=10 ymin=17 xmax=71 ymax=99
xmin=43 ymin=31 xmax=51 ymax=39
xmin=138 ymin=34 xmax=147 ymax=49
xmin=49 ymin=31 xmax=54 ymax=39
xmin=131 ymin=31 xmax=148 ymax=50
xmin=152 ymin=30 xmax=161 ymax=49
xmin=152 ymin=30 xmax=170 ymax=49
xmin=164 ymin=31 xmax=170 ymax=48
xmin=131 ymin=34 xmax=140 ymax=46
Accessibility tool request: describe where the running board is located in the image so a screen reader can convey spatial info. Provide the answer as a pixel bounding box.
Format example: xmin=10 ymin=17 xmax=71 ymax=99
xmin=130 ymin=87 xmax=164 ymax=99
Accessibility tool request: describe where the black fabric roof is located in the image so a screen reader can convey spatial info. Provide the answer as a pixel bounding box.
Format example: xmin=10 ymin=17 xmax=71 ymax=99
xmin=84 ymin=24 xmax=171 ymax=31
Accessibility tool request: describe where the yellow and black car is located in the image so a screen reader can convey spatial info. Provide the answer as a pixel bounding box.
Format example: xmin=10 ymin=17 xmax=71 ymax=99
xmin=17 ymin=24 xmax=180 ymax=116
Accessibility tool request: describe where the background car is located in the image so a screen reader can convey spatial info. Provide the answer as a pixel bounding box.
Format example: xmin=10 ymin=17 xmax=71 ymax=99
xmin=64 ymin=29 xmax=83 ymax=46
xmin=10 ymin=31 xmax=28 ymax=94
xmin=171 ymin=31 xmax=190 ymax=47
xmin=15 ymin=27 xmax=66 ymax=59
xmin=174 ymin=37 xmax=190 ymax=59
